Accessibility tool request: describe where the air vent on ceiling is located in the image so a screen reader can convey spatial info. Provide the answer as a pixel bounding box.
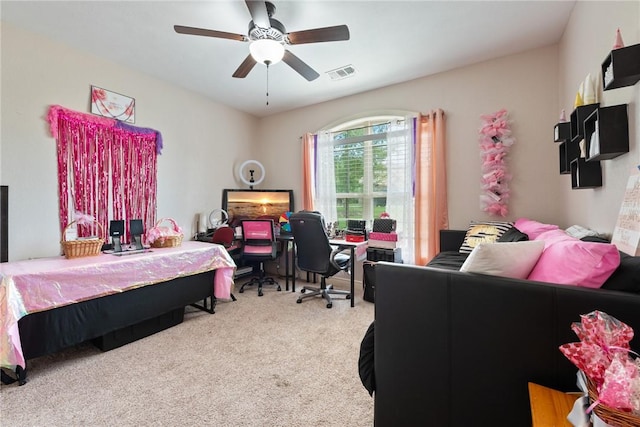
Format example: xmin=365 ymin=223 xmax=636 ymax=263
xmin=326 ymin=65 xmax=356 ymax=81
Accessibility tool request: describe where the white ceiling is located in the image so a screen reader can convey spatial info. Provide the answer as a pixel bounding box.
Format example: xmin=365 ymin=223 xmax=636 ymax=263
xmin=1 ymin=0 xmax=576 ymax=118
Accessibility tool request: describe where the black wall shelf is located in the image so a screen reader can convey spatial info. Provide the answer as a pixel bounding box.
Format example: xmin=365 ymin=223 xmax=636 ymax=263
xmin=570 ymin=104 xmax=599 ymax=144
xmin=602 ymin=43 xmax=640 ymax=90
xmin=583 ymin=104 xmax=629 ymax=161
xmin=559 ymin=141 xmax=579 ymax=175
xmin=570 ymin=158 xmax=602 ymax=189
xmin=554 ymin=122 xmax=571 ymax=142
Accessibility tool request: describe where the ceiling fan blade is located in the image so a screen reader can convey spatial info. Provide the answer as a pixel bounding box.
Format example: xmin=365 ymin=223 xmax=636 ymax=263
xmin=174 ymin=25 xmax=247 ymax=42
xmin=282 ymin=50 xmax=320 ymax=81
xmin=232 ymin=54 xmax=258 ymax=78
xmin=287 ymin=25 xmax=350 ymax=45
xmin=245 ymin=0 xmax=271 ymax=29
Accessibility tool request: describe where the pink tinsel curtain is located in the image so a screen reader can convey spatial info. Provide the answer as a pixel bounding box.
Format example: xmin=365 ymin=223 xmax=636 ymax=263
xmin=111 ymin=128 xmax=158 ymax=239
xmin=48 ymin=105 xmax=159 ymax=244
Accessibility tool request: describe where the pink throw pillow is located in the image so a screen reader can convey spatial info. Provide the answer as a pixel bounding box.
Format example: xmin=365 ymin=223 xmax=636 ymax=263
xmin=527 ymin=231 xmax=620 ymax=288
xmin=513 ymin=218 xmax=559 ymax=240
xmin=534 ymin=229 xmax=575 ymax=246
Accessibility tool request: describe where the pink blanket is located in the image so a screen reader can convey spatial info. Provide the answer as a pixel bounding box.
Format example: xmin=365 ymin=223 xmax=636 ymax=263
xmin=0 ymin=241 xmax=236 ymax=369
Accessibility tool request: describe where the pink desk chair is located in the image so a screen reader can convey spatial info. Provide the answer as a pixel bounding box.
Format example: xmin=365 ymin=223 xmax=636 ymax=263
xmin=238 ymin=219 xmax=280 ymax=297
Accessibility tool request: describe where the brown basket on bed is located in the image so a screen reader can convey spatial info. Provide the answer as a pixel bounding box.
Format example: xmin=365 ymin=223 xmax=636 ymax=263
xmin=61 ymin=220 xmax=104 ymax=259
xmin=149 ymin=218 xmax=183 ymax=248
xmin=587 ymin=376 xmax=640 ymax=427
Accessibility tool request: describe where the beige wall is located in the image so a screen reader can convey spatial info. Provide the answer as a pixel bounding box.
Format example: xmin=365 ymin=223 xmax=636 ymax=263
xmin=256 ymin=45 xmax=563 ymax=230
xmin=558 ymin=1 xmax=640 ymax=233
xmin=1 ymin=23 xmax=256 ymax=261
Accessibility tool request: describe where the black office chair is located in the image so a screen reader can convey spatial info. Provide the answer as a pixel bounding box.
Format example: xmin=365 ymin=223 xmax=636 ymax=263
xmin=289 ymin=211 xmax=351 ymax=308
xmin=238 ymin=219 xmax=281 ymax=297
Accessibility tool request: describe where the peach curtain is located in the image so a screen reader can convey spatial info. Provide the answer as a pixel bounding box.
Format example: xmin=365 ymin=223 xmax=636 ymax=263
xmin=301 ymin=133 xmax=315 ymax=211
xmin=415 ymin=109 xmax=448 ymax=264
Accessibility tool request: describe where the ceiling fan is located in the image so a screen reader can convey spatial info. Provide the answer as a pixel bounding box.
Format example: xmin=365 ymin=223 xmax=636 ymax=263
xmin=174 ymin=0 xmax=350 ymax=82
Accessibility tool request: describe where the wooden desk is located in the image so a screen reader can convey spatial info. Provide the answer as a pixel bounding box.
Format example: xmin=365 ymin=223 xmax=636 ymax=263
xmin=528 ymin=382 xmax=580 ymax=427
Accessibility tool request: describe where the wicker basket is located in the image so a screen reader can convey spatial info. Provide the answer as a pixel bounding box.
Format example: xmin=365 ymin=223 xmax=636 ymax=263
xmin=149 ymin=218 xmax=183 ymax=248
xmin=587 ymin=376 xmax=640 ymax=427
xmin=61 ymin=220 xmax=104 ymax=259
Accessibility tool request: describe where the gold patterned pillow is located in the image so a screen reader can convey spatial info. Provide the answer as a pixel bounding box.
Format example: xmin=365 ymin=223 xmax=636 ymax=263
xmin=459 ymin=221 xmax=513 ymax=254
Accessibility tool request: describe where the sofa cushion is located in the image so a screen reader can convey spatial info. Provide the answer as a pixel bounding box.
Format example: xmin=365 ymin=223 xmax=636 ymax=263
xmin=514 ymin=218 xmax=559 ymax=239
xmin=527 ymin=229 xmax=620 ymax=288
xmin=497 ymin=226 xmax=529 ymax=242
xmin=601 ymin=251 xmax=640 ymax=294
xmin=427 ymin=251 xmax=469 ymax=270
xmin=460 ymin=240 xmax=545 ymax=279
xmin=459 ymin=221 xmax=513 ymax=254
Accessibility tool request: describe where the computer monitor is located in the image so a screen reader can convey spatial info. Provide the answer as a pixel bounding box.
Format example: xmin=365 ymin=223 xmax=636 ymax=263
xmin=109 ymin=220 xmax=125 ymax=252
xmin=130 ymin=219 xmax=144 ymax=250
xmin=221 ymin=189 xmax=294 ymax=227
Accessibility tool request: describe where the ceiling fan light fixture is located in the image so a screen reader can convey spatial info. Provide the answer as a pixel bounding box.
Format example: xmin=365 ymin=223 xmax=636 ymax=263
xmin=249 ymin=39 xmax=285 ymax=65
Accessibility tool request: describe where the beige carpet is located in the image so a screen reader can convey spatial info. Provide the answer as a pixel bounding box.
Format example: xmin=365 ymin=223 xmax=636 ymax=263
xmin=0 ymin=280 xmax=375 ymax=426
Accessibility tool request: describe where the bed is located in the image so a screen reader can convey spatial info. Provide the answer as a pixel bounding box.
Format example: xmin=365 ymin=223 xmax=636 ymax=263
xmin=1 ymin=241 xmax=236 ymax=385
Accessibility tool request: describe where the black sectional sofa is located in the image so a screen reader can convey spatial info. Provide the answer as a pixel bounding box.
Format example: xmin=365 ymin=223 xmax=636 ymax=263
xmin=373 ymin=230 xmax=640 ymax=426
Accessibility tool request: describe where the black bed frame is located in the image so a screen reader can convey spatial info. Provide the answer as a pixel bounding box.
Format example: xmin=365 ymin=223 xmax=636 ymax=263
xmin=12 ymin=270 xmax=216 ymax=385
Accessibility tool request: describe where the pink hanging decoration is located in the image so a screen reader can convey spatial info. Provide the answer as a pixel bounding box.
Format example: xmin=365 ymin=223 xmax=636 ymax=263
xmin=48 ymin=105 xmax=159 ymax=244
xmin=559 ymin=109 xmax=567 ymax=122
xmin=478 ymin=109 xmax=514 ymax=217
xmin=110 ymin=127 xmax=158 ymax=243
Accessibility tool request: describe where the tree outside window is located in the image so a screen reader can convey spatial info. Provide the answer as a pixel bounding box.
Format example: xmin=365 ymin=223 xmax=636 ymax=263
xmin=332 ymin=120 xmax=397 ymax=229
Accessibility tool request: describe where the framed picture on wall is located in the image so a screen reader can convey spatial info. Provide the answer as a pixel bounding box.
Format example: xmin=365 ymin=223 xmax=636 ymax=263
xmin=90 ymin=85 xmax=135 ymax=123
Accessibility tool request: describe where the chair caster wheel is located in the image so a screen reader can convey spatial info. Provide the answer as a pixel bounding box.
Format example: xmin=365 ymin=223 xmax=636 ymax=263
xmin=239 ymin=289 xmax=244 ymax=293
xmin=258 ymin=291 xmax=263 ymax=297
xmin=277 ymin=286 xmax=282 ymax=291
xmin=326 ymin=303 xmax=332 ymax=309
xmin=301 ymin=289 xmax=306 ymax=294
xmin=346 ymin=294 xmax=351 ymax=299
xmin=296 ymin=299 xmax=302 ymax=304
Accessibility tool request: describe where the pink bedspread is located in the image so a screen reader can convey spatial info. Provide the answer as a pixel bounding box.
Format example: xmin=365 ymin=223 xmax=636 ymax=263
xmin=0 ymin=241 xmax=236 ymax=369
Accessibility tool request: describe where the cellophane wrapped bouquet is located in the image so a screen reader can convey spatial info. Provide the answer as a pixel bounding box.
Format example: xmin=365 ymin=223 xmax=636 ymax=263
xmin=560 ymin=311 xmax=640 ymax=424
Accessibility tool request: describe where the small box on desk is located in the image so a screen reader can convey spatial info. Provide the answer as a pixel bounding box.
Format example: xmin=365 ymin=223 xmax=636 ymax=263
xmin=373 ymin=218 xmax=396 ymax=233
xmin=369 ymin=231 xmax=397 ymax=241
xmin=368 ymin=232 xmax=398 ymax=248
xmin=345 ymin=228 xmax=367 ymax=242
xmin=368 ymin=240 xmax=396 ymax=249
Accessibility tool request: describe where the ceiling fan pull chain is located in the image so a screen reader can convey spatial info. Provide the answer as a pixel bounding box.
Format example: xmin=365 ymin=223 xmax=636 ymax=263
xmin=265 ymin=60 xmax=271 ymax=106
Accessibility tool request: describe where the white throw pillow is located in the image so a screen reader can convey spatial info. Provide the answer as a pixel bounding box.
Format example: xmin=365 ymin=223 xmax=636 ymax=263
xmin=459 ymin=240 xmax=545 ymax=279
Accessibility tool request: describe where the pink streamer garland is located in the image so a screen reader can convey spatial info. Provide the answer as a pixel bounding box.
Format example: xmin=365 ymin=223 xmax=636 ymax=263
xmin=48 ymin=105 xmax=159 ymax=243
xmin=478 ymin=109 xmax=515 ymax=217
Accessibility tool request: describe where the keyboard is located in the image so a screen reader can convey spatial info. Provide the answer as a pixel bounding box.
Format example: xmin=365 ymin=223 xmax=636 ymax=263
xmin=106 ymin=248 xmax=151 ymax=256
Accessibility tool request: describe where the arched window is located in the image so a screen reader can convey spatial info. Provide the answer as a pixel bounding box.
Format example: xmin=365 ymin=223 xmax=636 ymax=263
xmin=309 ymin=114 xmax=416 ymax=263
xmin=303 ymin=109 xmax=447 ymax=265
